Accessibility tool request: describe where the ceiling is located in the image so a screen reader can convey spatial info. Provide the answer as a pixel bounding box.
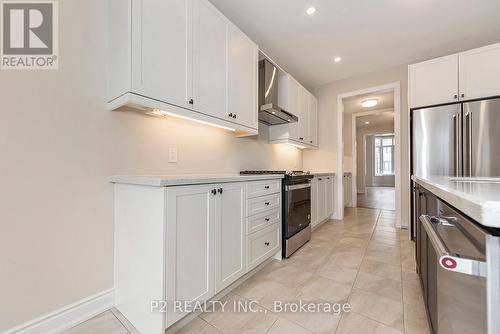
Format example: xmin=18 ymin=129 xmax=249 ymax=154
xmin=344 ymin=91 xmax=394 ymax=114
xmin=209 ymin=0 xmax=500 ymax=88
xmin=356 ymin=112 xmax=395 ymax=129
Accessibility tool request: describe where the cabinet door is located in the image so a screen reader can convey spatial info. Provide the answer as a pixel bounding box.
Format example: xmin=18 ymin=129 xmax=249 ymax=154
xmin=215 ymin=183 xmax=246 ymax=292
xmin=326 ymin=176 xmax=334 ymax=216
xmin=165 ymin=185 xmax=216 ymax=326
xmin=459 ymin=43 xmax=500 ymax=101
xmin=192 ymin=0 xmax=227 ymax=119
xmin=308 ymin=94 xmax=318 ymax=146
xmin=298 ymin=87 xmax=309 ymax=143
xmin=317 ymin=177 xmax=326 ymax=221
xmin=228 ymin=24 xmax=258 ymax=129
xmin=131 ymin=0 xmax=190 ymax=108
xmin=409 ymin=54 xmax=459 ymax=108
xmin=310 ymin=178 xmax=319 ymax=227
xmin=287 ymin=76 xmax=301 ymax=141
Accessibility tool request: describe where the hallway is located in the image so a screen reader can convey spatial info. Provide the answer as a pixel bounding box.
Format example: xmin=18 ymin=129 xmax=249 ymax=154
xmin=357 ymin=186 xmax=395 ymax=211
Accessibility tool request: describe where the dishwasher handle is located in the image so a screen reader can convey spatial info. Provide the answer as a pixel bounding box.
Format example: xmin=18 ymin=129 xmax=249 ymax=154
xmin=420 ymin=215 xmax=487 ymax=277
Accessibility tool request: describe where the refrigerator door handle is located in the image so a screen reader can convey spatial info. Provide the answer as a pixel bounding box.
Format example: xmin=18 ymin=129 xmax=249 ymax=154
xmin=453 ymin=113 xmax=463 ymax=177
xmin=464 ymin=111 xmax=473 ymax=177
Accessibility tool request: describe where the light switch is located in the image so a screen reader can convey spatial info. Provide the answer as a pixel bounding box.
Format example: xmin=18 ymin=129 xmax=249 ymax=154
xmin=168 ymin=148 xmax=178 ymax=163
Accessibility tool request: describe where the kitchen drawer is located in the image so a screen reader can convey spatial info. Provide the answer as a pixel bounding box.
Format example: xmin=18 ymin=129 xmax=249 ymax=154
xmin=246 ymin=193 xmax=280 ymax=217
xmin=246 ymin=223 xmax=280 ymax=271
xmin=245 ymin=208 xmax=280 ymax=235
xmin=246 ymin=179 xmax=281 ymax=199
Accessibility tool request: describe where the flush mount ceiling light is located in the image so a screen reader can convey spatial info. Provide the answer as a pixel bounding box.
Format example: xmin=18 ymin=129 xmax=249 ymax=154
xmin=306 ymin=7 xmax=316 ymax=15
xmin=361 ymin=99 xmax=378 ymax=108
xmin=333 ymin=56 xmax=342 ymax=63
xmin=365 ymin=121 xmax=370 ymax=125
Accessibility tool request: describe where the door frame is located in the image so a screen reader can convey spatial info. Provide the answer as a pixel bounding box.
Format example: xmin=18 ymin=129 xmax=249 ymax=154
xmin=335 ymin=82 xmax=403 ymax=227
xmin=350 ymin=108 xmax=395 ymax=204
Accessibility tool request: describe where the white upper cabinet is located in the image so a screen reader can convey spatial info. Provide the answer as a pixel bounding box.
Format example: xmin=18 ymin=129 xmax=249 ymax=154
xmin=108 ymin=0 xmax=259 ymax=135
xmin=130 ymin=0 xmax=190 ymax=108
xmin=459 ymin=43 xmax=500 ymax=101
xmin=298 ymin=87 xmax=309 ymax=143
xmin=192 ymin=0 xmax=227 ymax=119
xmin=409 ymin=54 xmax=459 ymax=108
xmin=308 ymin=93 xmax=318 ymax=146
xmin=409 ymin=42 xmax=500 ymax=108
xmin=227 ymin=23 xmax=259 ymax=130
xmin=271 ymin=74 xmax=318 ymax=148
xmin=215 ymin=183 xmax=246 ymax=292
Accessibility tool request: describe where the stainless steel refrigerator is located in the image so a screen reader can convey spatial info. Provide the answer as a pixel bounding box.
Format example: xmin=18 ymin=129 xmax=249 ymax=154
xmin=412 ymin=97 xmax=500 ymax=178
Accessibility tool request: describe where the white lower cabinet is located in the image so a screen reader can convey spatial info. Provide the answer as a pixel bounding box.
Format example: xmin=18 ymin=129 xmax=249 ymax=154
xmin=247 ymin=223 xmax=280 ymax=271
xmin=311 ymin=174 xmax=335 ymax=228
xmin=165 ymin=184 xmax=216 ymax=326
xmin=215 ymin=183 xmax=246 ymax=292
xmin=113 ymin=178 xmax=282 ymax=334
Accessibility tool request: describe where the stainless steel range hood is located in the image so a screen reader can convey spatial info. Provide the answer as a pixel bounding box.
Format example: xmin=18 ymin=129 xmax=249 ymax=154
xmin=258 ymin=59 xmax=298 ymax=125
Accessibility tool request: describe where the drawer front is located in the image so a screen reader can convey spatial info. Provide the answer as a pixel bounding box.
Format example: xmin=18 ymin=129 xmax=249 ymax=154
xmin=246 ymin=208 xmax=280 ymax=235
xmin=247 ymin=223 xmax=280 ymax=271
xmin=246 ymin=179 xmax=281 ymax=199
xmin=246 ymin=193 xmax=280 ymax=217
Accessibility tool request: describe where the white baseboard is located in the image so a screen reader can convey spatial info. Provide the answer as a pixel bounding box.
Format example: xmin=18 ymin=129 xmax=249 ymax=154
xmin=3 ymin=289 xmax=114 ymax=334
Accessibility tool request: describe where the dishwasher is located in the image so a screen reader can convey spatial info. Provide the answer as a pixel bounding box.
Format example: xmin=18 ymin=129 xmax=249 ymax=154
xmin=420 ymin=199 xmax=500 ymax=334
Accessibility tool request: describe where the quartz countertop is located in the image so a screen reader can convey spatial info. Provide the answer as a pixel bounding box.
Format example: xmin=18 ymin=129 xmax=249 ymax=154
xmin=310 ymin=172 xmax=336 ymax=176
xmin=412 ymin=175 xmax=500 ymax=228
xmin=110 ymin=174 xmax=283 ymax=187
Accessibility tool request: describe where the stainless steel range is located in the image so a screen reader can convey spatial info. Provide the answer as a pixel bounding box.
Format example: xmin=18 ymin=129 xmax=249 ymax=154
xmin=240 ymin=171 xmax=313 ymax=258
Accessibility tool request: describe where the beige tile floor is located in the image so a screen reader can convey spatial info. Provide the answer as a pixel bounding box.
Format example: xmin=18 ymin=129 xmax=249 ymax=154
xmin=63 ymin=208 xmax=430 ymax=334
xmin=357 ymin=187 xmax=396 ymax=211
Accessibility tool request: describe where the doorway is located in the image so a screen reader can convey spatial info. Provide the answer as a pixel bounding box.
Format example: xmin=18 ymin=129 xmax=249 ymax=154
xmin=336 ymin=82 xmax=402 ymax=225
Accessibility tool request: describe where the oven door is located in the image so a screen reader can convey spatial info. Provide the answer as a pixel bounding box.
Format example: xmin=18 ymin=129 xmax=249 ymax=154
xmin=285 ymin=182 xmax=311 ymax=239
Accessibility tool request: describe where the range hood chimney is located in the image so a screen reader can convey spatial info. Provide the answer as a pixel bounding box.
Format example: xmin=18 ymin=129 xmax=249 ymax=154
xmin=258 ymin=59 xmax=298 ymax=125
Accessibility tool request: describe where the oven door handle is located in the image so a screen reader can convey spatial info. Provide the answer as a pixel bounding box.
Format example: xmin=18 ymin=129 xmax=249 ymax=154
xmin=286 ymin=183 xmax=311 ymax=191
xmin=420 ymin=215 xmax=486 ymax=277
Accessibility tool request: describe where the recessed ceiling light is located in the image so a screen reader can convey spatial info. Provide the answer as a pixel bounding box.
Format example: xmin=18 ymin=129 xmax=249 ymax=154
xmin=306 ymin=7 xmax=316 ymax=15
xmin=334 ymin=56 xmax=342 ymax=63
xmin=361 ymin=99 xmax=378 ymax=108
xmin=365 ymin=121 xmax=370 ymax=125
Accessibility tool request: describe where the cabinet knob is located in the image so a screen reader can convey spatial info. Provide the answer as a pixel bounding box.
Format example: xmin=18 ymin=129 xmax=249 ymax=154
xmin=265 ymin=242 xmax=270 ymax=246
xmin=299 ymin=137 xmax=304 ymax=140
xmin=265 ymin=218 xmax=270 ymax=222
xmin=265 ymin=202 xmax=270 ymax=206
xmin=233 ymin=114 xmax=237 ymax=119
xmin=461 ymin=93 xmax=465 ymax=98
xmin=318 ymin=178 xmax=322 ymax=181
xmin=264 ymin=186 xmax=270 ymax=189
xmin=228 ymin=113 xmax=233 ymax=118
xmin=454 ymin=95 xmax=458 ymax=99
xmin=218 ymin=188 xmax=223 ymax=194
xmin=310 ymin=141 xmax=313 ymax=144
xmin=211 ymin=189 xmax=217 ymax=195
xmin=189 ymin=99 xmax=194 ymax=104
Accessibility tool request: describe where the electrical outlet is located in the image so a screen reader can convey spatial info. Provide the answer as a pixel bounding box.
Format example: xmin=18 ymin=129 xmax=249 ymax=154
xmin=168 ymin=148 xmax=178 ymax=163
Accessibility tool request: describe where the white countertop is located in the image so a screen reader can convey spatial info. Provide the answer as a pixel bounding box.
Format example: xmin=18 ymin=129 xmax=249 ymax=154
xmin=412 ymin=175 xmax=500 ymax=229
xmin=310 ymin=171 xmax=336 ymax=176
xmin=110 ymin=174 xmax=283 ymax=187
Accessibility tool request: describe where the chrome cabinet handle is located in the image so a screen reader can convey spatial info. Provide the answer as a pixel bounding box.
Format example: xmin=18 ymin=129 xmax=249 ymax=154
xmin=420 ymin=215 xmax=486 ymax=277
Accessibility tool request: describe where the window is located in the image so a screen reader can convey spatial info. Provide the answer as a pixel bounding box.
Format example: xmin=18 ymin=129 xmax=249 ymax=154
xmin=374 ymin=134 xmax=395 ymax=176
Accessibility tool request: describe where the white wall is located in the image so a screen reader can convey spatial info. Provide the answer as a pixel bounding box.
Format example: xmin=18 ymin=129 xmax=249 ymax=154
xmin=303 ymin=65 xmax=409 ymax=225
xmin=0 ymin=1 xmax=303 ymax=331
xmin=342 ymin=113 xmax=353 ymax=172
